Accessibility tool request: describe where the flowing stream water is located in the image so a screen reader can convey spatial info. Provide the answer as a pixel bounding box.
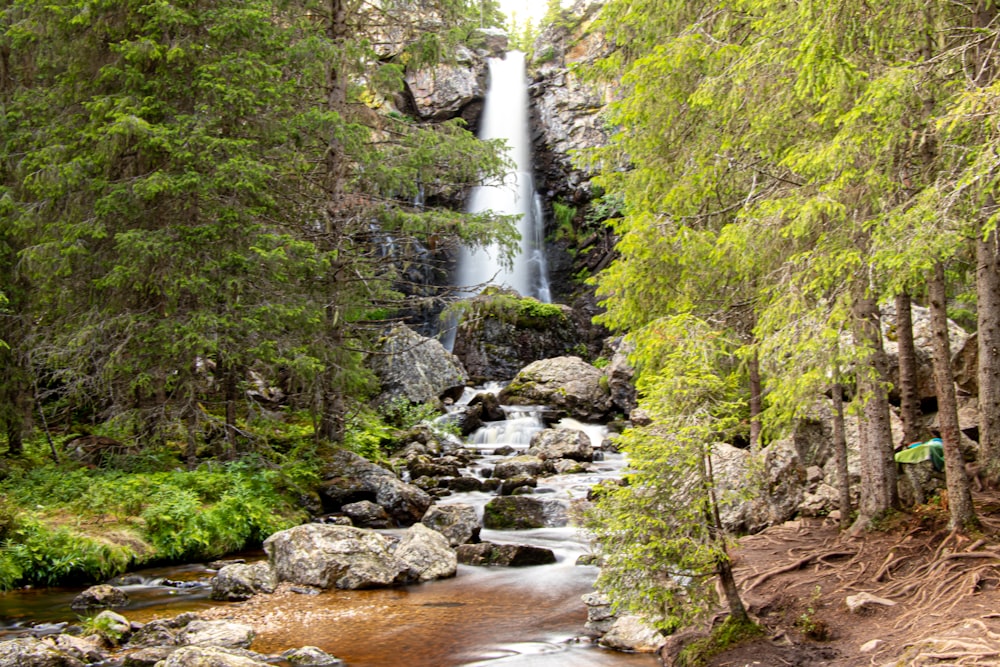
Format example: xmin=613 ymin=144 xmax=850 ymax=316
xmin=0 ymin=397 xmax=656 ymax=666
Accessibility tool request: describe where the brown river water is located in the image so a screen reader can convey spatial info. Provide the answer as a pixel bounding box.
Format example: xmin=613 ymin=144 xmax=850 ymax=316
xmin=0 ymin=409 xmax=658 ymax=666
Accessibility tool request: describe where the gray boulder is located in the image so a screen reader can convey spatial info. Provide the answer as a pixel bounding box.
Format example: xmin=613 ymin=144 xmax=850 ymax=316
xmin=176 ymin=620 xmax=254 ymax=649
xmin=122 ymin=646 xmax=177 ymax=666
xmin=498 ymin=356 xmax=613 ymax=422
xmin=528 ymin=428 xmax=593 ymax=462
xmin=420 ymin=504 xmax=481 ymax=546
xmin=369 ymin=324 xmax=467 ymax=406
xmin=393 ymin=523 xmax=458 ymax=582
xmin=70 ymin=584 xmax=128 ymax=610
xmin=340 ymin=500 xmax=392 ymax=529
xmin=318 ymin=448 xmax=432 ymax=525
xmin=493 ymin=455 xmax=544 ymax=480
xmin=455 ymin=542 xmax=556 ymax=567
xmin=154 ymin=646 xmax=272 ymax=667
xmin=599 ymin=615 xmax=666 ymax=653
xmin=264 ymin=524 xmax=410 ymax=590
xmin=282 ymin=646 xmax=345 ymax=667
xmin=582 ymin=592 xmax=615 ymax=637
xmin=48 ymin=635 xmax=106 ymax=664
xmin=211 ymin=562 xmax=277 ymax=602
xmin=483 ymin=496 xmax=568 ymax=529
xmin=0 ymin=637 xmax=85 ymax=667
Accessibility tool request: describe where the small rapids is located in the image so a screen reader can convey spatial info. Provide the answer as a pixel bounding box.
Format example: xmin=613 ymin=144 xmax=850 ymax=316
xmin=0 ymin=393 xmax=656 ymax=666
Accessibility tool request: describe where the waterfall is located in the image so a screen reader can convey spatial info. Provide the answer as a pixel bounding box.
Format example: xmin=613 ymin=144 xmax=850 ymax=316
xmin=456 ymin=51 xmax=551 ymax=302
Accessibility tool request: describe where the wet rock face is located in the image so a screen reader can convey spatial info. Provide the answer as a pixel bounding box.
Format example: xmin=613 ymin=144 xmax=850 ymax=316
xmin=482 ymin=495 xmax=568 ymax=529
xmin=318 ymin=448 xmax=432 ymax=526
xmin=404 ymin=46 xmax=487 ymax=121
xmin=420 ymin=503 xmax=481 ymax=546
xmin=456 ymin=542 xmax=556 ymax=567
xmin=451 ymin=289 xmax=579 ymax=384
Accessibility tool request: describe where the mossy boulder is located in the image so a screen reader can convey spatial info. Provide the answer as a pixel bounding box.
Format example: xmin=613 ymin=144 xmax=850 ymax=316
xmin=498 ymin=356 xmax=614 ymax=422
xmin=482 ymin=496 xmax=568 ymax=530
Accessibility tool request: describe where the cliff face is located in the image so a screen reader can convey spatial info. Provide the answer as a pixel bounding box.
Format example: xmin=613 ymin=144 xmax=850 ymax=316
xmin=527 ymin=1 xmax=617 ymax=339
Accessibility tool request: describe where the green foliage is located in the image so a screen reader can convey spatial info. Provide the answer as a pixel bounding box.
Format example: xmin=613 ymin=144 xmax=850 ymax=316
xmin=588 ymin=315 xmax=754 ymax=629
xmin=0 ymin=517 xmax=134 ymax=590
xmin=675 ymin=616 xmax=765 ymax=667
xmin=78 ymin=613 xmax=127 ymax=645
xmin=379 ymin=398 xmax=442 ymax=430
xmin=551 ymin=201 xmax=578 ymax=242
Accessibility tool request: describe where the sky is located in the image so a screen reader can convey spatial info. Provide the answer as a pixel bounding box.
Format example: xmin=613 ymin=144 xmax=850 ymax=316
xmin=497 ymin=0 xmax=550 ymax=25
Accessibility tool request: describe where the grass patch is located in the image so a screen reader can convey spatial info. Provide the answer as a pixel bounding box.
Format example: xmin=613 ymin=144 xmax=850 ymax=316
xmin=676 ymin=616 xmax=766 ymax=667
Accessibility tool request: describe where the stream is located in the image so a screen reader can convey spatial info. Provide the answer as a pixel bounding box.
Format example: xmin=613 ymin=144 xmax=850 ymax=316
xmin=0 ymin=392 xmax=658 ymax=667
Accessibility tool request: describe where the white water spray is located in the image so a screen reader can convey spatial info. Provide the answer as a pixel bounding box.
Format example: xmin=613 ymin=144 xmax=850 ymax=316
xmin=457 ymin=51 xmax=551 ymax=302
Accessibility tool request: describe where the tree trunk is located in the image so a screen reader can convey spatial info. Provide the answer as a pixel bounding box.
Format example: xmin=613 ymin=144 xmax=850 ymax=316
xmin=928 ymin=262 xmax=977 ymax=530
xmin=748 ymin=345 xmax=763 ymax=451
xmin=831 ymin=382 xmax=852 ymax=529
xmin=851 ymin=287 xmax=898 ymax=524
xmin=977 ymin=214 xmax=1000 ymax=487
xmin=704 ymin=450 xmax=748 ymax=623
xmin=895 ymin=292 xmax=924 ymax=447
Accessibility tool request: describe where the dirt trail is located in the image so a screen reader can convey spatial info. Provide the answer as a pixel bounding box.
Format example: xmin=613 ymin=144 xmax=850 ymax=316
xmin=704 ymin=493 xmax=1000 ymax=666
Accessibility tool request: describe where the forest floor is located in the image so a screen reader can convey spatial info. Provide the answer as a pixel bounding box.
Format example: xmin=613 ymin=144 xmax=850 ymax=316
xmin=702 ymin=491 xmax=1000 ymax=667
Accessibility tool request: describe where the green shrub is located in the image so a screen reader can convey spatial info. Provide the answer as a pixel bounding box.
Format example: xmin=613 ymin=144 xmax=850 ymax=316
xmin=676 ymin=616 xmax=765 ymax=667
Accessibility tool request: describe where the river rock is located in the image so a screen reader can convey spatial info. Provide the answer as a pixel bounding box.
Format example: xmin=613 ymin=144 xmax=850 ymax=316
xmin=369 ymin=324 xmax=467 ymax=406
xmin=318 ymin=448 xmax=432 ymax=526
xmin=47 ymin=635 xmax=106 ymax=664
xmin=420 ymin=503 xmax=481 ymax=546
xmin=176 ymin=620 xmax=254 ymax=649
xmin=483 ymin=496 xmax=568 ymax=529
xmin=455 ymin=542 xmax=556 ymax=567
xmin=341 ymin=500 xmax=392 ymax=529
xmin=498 ymin=356 xmax=613 ymax=422
xmin=493 ymin=455 xmax=544 ymax=479
xmin=282 ymin=646 xmax=346 ymax=667
xmin=582 ymin=592 xmax=615 ymax=636
xmin=452 ymin=289 xmax=579 ymax=383
xmin=393 ymin=523 xmax=457 ymax=582
xmin=122 ymin=646 xmax=177 ymax=666
xmin=154 ymin=646 xmax=271 ymax=667
xmin=0 ymin=637 xmax=85 ymax=667
xmin=211 ymin=562 xmax=277 ymax=601
xmin=528 ymin=428 xmax=593 ymax=461
xmin=499 ymin=474 xmax=537 ymax=496
xmin=90 ymin=610 xmax=131 ymax=645
xmin=599 ymin=615 xmax=666 ymax=653
xmin=69 ymin=584 xmax=129 ymax=610
xmin=264 ymin=524 xmax=410 ymax=590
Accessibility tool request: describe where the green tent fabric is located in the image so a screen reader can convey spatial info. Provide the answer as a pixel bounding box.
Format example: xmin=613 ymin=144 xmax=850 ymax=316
xmin=894 ymin=439 xmax=944 ymax=472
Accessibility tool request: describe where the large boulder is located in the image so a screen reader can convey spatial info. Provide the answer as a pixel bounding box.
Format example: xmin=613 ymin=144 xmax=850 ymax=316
xmin=153 ymin=646 xmax=272 ymax=667
xmin=492 ymin=455 xmax=545 ymax=480
xmin=528 ymin=428 xmax=593 ymax=462
xmin=420 ymin=503 xmax=481 ymax=546
xmin=455 ymin=542 xmax=556 ymax=567
xmin=498 ymin=356 xmax=614 ymax=422
xmin=176 ymin=620 xmax=255 ymax=649
xmin=393 ymin=523 xmax=457 ymax=582
xmin=282 ymin=647 xmax=345 ymax=667
xmin=483 ymin=496 xmax=568 ymax=529
xmin=452 ymin=289 xmax=579 ymax=383
xmin=70 ymin=584 xmax=129 ymax=610
xmin=599 ymin=615 xmax=666 ymax=653
xmin=0 ymin=637 xmax=85 ymax=667
xmin=369 ymin=324 xmax=467 ymax=406
xmin=318 ymin=448 xmax=432 ymax=526
xmin=264 ymin=524 xmax=410 ymax=590
xmin=881 ymin=302 xmax=972 ymax=402
xmin=210 ymin=562 xmax=277 ymax=602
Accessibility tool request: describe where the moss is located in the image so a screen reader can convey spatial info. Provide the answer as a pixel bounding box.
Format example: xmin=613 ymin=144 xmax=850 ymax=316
xmin=675 ymin=616 xmax=765 ymax=667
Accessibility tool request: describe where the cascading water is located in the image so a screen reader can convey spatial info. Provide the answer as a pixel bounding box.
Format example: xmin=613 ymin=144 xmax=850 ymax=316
xmin=456 ymin=51 xmax=551 ymax=303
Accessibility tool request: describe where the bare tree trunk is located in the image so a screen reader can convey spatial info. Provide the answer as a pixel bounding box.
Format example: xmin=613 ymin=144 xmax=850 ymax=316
xmin=928 ymin=262 xmax=977 ymax=530
xmin=851 ymin=287 xmax=899 ymax=525
xmin=831 ymin=382 xmax=852 ymax=529
xmin=748 ymin=345 xmax=763 ymax=451
xmin=895 ymin=292 xmax=924 ymax=447
xmin=704 ymin=451 xmax=748 ymax=623
xmin=977 ymin=211 xmax=1000 ymax=487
